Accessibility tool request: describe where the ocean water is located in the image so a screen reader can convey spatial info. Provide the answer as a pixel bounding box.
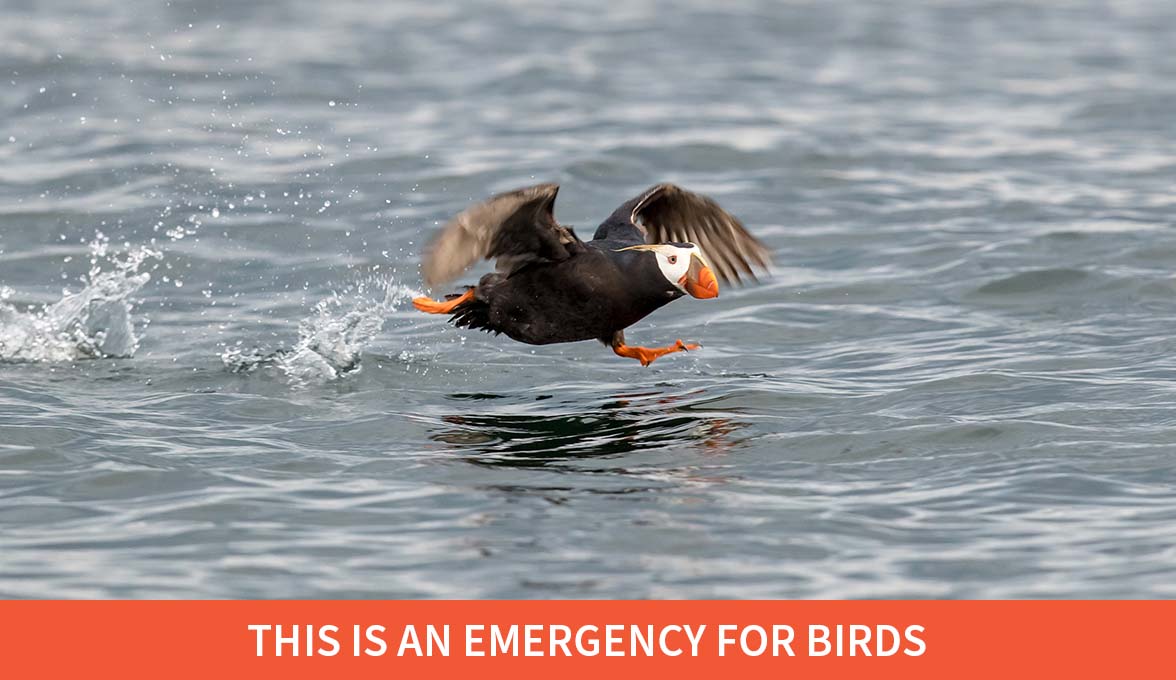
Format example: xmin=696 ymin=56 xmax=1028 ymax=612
xmin=2 ymin=0 xmax=1176 ymax=598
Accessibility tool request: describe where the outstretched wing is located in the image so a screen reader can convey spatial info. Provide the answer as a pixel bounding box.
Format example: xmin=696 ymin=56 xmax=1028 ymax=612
xmin=421 ymin=183 xmax=580 ymax=288
xmin=629 ymin=183 xmax=771 ymax=285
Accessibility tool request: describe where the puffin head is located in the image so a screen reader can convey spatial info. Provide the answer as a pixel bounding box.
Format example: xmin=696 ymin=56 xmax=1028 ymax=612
xmin=623 ymin=243 xmax=719 ymax=299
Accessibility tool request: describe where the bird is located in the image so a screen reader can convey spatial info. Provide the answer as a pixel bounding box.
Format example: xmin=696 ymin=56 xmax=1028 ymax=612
xmin=411 ymin=183 xmax=771 ymax=366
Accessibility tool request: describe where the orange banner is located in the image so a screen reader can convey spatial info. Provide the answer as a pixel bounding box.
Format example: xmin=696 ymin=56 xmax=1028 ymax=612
xmin=0 ymin=601 xmax=1169 ymax=679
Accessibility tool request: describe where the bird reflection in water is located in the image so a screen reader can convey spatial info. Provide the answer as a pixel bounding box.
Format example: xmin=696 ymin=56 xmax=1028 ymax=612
xmin=430 ymin=389 xmax=744 ymax=468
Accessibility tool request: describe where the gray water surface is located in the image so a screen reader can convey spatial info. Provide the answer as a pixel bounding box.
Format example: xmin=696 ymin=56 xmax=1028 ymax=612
xmin=2 ymin=0 xmax=1176 ymax=598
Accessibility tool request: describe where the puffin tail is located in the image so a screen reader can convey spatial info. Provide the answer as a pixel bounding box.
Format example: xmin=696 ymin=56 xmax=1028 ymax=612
xmin=450 ymin=294 xmax=496 ymax=334
xmin=451 ymin=273 xmax=506 ymax=335
xmin=415 ymin=274 xmax=503 ymax=335
xmin=412 ymin=286 xmax=497 ymax=334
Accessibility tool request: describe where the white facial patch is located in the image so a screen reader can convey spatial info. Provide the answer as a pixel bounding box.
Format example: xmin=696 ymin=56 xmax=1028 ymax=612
xmin=650 ymin=244 xmax=697 ymax=291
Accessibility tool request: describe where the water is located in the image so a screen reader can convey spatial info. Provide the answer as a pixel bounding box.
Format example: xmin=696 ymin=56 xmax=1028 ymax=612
xmin=2 ymin=0 xmax=1176 ymax=599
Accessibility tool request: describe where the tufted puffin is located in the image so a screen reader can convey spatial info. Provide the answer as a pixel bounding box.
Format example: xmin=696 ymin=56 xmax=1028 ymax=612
xmin=412 ymin=183 xmax=771 ymax=366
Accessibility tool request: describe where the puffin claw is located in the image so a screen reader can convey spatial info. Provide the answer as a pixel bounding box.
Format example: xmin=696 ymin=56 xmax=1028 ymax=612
xmin=612 ymin=339 xmax=702 ymax=366
xmin=413 ymin=289 xmax=474 ymax=315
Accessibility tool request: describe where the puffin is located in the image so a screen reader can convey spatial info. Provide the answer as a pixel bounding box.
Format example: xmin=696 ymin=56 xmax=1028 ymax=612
xmin=412 ymin=183 xmax=771 ymax=366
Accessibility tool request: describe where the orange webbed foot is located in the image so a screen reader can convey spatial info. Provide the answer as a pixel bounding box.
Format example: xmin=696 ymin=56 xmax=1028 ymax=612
xmin=412 ymin=289 xmax=474 ymax=314
xmin=612 ymin=339 xmax=701 ymax=366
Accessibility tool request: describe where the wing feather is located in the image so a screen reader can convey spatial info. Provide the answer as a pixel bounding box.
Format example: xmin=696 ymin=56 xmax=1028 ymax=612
xmin=421 ymin=183 xmax=577 ymax=287
xmin=629 ymin=183 xmax=771 ymax=285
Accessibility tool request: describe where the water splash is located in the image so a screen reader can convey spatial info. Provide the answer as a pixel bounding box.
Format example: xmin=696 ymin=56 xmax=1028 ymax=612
xmin=0 ymin=239 xmax=159 ymax=363
xmin=222 ymin=278 xmax=421 ymax=385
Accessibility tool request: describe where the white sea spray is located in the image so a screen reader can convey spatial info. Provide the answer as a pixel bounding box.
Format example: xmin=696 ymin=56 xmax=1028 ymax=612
xmin=221 ymin=278 xmax=421 ymax=386
xmin=0 ymin=238 xmax=159 ymax=362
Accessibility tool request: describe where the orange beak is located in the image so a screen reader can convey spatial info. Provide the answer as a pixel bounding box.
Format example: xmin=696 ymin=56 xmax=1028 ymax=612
xmin=680 ymin=253 xmax=719 ymax=299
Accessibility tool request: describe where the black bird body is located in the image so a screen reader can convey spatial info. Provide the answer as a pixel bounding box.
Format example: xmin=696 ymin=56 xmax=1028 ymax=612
xmin=452 ymin=240 xmax=685 ymax=345
xmin=413 ymin=183 xmax=771 ymax=366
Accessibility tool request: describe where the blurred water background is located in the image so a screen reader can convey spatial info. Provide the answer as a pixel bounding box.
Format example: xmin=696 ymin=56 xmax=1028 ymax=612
xmin=2 ymin=0 xmax=1176 ymax=597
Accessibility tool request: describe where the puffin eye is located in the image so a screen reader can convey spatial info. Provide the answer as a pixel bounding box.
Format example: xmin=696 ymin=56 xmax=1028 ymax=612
xmin=668 ymin=255 xmax=677 ymax=265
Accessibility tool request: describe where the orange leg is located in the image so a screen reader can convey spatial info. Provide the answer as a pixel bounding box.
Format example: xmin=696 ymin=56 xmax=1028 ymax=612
xmin=611 ymin=339 xmax=700 ymax=367
xmin=413 ymin=289 xmax=474 ymax=314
